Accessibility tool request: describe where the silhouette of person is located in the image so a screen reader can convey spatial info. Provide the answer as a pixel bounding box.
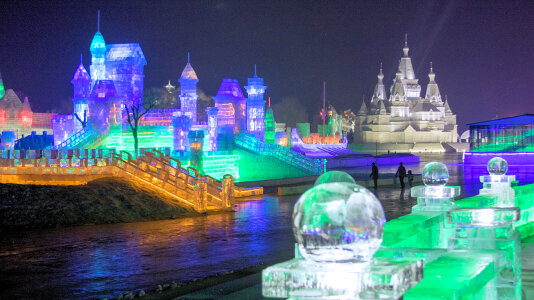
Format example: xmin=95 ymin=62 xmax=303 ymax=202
xmin=370 ymin=162 xmax=379 ymax=189
xmin=396 ymin=162 xmax=407 ymax=188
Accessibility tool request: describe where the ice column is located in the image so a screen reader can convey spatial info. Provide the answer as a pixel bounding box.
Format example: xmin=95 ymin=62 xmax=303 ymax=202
xmin=448 ymin=207 xmax=521 ymax=299
xmin=479 ymin=157 xmax=516 ymax=207
xmin=411 ymin=162 xmax=461 ymax=247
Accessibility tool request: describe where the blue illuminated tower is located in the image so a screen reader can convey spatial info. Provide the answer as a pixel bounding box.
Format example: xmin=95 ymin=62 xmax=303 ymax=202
xmin=179 ymin=53 xmax=199 ymax=124
xmin=90 ymin=11 xmax=106 ymax=88
xmin=71 ymin=55 xmax=91 ymax=130
xmin=244 ymin=65 xmax=267 ymax=141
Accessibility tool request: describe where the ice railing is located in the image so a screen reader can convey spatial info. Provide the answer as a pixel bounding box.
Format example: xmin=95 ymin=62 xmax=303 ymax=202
xmin=377 ymin=166 xmax=532 ymax=299
xmin=54 ymin=126 xmax=94 ymax=149
xmin=0 ymin=149 xmax=261 ymax=212
xmin=234 ymin=133 xmax=325 ymax=175
xmin=263 ymin=162 xmax=533 ymax=299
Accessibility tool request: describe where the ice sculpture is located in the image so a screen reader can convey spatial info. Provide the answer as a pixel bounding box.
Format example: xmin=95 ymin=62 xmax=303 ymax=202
xmin=479 ymin=157 xmax=516 ymax=207
xmin=411 ymin=162 xmax=460 ymax=212
xmin=179 ymin=56 xmax=199 ymax=124
xmin=244 ymin=66 xmax=266 ymax=141
xmin=448 ymin=207 xmax=521 ymax=299
xmin=263 ymin=179 xmax=423 ymax=299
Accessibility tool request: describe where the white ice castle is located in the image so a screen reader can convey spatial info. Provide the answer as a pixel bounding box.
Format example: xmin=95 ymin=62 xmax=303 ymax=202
xmin=353 ymin=37 xmax=457 ymax=149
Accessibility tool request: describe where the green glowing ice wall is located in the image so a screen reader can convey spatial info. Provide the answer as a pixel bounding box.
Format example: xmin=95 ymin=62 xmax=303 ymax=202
xmin=202 ymin=153 xmax=239 ymax=180
xmin=103 ymin=126 xmax=173 ymax=151
xmin=378 ymin=183 xmax=534 ymax=299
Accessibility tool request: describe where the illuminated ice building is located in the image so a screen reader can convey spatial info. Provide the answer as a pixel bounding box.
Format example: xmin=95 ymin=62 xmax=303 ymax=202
xmin=353 ymin=37 xmax=458 ymax=153
xmin=52 ymin=20 xmax=148 ymax=148
xmin=0 ymin=72 xmax=55 ymax=149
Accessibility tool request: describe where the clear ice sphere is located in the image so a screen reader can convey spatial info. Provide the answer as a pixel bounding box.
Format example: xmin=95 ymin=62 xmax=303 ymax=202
xmin=487 ymin=157 xmax=508 ymax=175
xmin=292 ymin=182 xmax=386 ymax=263
xmin=314 ymin=170 xmax=356 ymax=186
xmin=422 ymin=162 xmax=449 ymax=186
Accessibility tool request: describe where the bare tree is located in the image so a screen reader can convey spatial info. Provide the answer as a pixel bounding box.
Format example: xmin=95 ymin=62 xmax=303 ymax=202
xmin=125 ymin=100 xmax=157 ymax=157
xmin=74 ymin=109 xmax=87 ymax=129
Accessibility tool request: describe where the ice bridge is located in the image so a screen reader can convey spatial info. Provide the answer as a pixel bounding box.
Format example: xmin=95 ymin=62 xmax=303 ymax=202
xmin=0 ymin=149 xmax=262 ymax=213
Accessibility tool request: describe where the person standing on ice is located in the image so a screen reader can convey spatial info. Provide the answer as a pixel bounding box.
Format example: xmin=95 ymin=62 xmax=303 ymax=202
xmin=370 ymin=162 xmax=379 ymax=189
xmin=396 ymin=162 xmax=407 ymax=188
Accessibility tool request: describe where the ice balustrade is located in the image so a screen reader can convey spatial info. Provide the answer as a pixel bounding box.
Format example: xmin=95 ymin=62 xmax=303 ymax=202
xmin=264 ymin=159 xmax=534 ymax=299
xmin=54 ymin=124 xmax=110 ymax=150
xmin=234 ymin=133 xmax=325 ymax=175
xmin=0 ymin=148 xmax=262 ymax=212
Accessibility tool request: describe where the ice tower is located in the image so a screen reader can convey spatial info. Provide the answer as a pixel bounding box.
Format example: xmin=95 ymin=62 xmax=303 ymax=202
xmin=265 ymin=97 xmax=276 ymax=144
xmin=71 ymin=55 xmax=91 ymax=130
xmin=179 ymin=54 xmax=199 ymax=124
xmin=213 ymin=79 xmax=246 ymax=150
xmin=244 ymin=65 xmax=267 ymax=141
xmin=105 ymin=44 xmax=146 ymax=108
xmin=89 ymin=13 xmax=106 ymax=88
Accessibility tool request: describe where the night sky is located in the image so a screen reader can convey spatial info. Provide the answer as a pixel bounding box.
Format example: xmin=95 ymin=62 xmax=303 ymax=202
xmin=1 ymin=1 xmax=533 ymax=133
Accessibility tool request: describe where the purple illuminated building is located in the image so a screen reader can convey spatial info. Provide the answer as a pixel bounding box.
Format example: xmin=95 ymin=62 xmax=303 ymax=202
xmin=244 ymin=65 xmax=267 ymax=141
xmin=213 ymin=79 xmax=247 ymax=150
xmin=178 ymin=55 xmax=199 ymax=125
xmin=53 ymin=18 xmax=147 ymax=147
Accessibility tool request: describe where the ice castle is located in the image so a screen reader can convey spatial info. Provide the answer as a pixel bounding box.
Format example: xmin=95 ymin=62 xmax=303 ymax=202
xmin=352 ymin=36 xmax=458 ymax=152
xmin=51 ymin=17 xmax=268 ymax=156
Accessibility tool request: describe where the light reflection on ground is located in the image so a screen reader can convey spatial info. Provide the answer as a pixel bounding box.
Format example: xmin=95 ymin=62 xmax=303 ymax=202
xmin=1 ymin=153 xmax=533 ymax=299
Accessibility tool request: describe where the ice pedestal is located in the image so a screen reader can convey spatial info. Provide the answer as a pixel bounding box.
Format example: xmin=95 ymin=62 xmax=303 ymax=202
xmin=479 ymin=157 xmax=516 ymax=207
xmin=262 ymin=257 xmax=423 ymax=299
xmin=262 ymin=178 xmax=424 ymax=299
xmin=410 ymin=162 xmax=460 ymax=248
xmin=448 ymin=207 xmax=521 ymax=299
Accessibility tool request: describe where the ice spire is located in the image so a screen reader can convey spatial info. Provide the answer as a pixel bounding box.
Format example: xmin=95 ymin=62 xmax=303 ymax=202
xmin=389 ymin=71 xmax=406 ymax=101
xmin=90 ymin=10 xmax=106 ymax=87
xmin=179 ymin=52 xmax=199 ymax=124
xmin=425 ymin=62 xmax=442 ymax=103
xmin=396 ymin=34 xmax=415 ymax=80
xmin=444 ymin=95 xmax=452 ymax=113
xmin=358 ymin=95 xmax=368 ymax=115
xmin=371 ymin=63 xmax=387 ymax=104
xmin=72 ymin=55 xmax=90 ymax=82
xmin=180 ymin=53 xmax=198 ymax=80
xmin=403 ymin=33 xmax=409 ymax=56
xmin=254 ymin=64 xmax=257 ymax=77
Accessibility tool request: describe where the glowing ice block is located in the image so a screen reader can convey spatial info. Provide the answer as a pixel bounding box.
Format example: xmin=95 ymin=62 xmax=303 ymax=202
xmin=479 ymin=157 xmax=517 ymax=207
xmin=262 ymin=178 xmax=424 ymax=299
xmin=447 ymin=207 xmax=521 ymax=299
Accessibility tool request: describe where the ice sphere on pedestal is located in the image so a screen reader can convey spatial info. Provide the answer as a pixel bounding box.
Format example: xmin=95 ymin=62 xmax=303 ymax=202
xmin=263 ymin=183 xmax=423 ymax=299
xmin=292 ymin=182 xmax=386 ymax=263
xmin=314 ymin=170 xmax=356 ymax=186
xmin=479 ymin=157 xmax=516 ymax=207
xmin=487 ymin=157 xmax=508 ymax=175
xmin=422 ymin=162 xmax=449 ymax=186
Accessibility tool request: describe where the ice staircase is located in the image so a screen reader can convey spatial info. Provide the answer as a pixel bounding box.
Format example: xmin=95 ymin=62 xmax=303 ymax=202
xmin=55 ymin=125 xmax=109 ymax=150
xmin=315 ymin=145 xmax=357 ymax=157
xmin=234 ymin=133 xmax=325 ymax=175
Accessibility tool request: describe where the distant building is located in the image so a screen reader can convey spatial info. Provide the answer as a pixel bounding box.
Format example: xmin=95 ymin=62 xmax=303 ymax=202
xmin=354 ymin=37 xmax=457 ymax=147
xmin=469 ymin=114 xmax=534 ymax=152
xmin=0 ymin=72 xmax=55 ymax=143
